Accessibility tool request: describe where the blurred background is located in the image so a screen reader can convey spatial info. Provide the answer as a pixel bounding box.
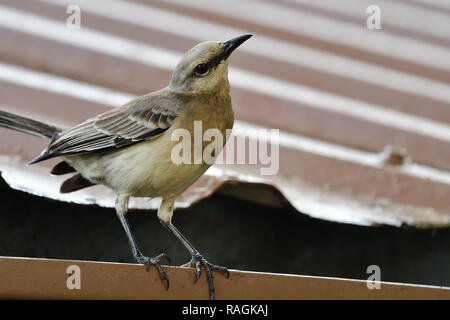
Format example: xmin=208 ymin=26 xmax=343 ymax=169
xmin=0 ymin=0 xmax=449 ymax=287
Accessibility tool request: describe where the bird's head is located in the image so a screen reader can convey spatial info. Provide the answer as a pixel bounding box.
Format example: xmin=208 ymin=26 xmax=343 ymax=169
xmin=169 ymin=34 xmax=252 ymax=94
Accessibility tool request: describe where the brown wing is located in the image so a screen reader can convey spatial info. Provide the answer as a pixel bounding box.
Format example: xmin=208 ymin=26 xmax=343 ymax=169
xmin=30 ymin=91 xmax=182 ymax=164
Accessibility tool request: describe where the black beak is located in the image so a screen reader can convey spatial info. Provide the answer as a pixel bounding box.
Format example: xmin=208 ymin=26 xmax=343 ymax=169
xmin=219 ymin=34 xmax=252 ymax=62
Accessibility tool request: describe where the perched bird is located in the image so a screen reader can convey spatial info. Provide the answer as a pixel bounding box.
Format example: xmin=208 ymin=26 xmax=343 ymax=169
xmin=0 ymin=34 xmax=252 ymax=299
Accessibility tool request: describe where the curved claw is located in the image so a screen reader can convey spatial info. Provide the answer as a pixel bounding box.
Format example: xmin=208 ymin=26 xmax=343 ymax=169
xmin=204 ymin=263 xmax=215 ymax=300
xmin=181 ymin=254 xmax=229 ymax=300
xmin=212 ymin=265 xmax=230 ymax=279
xmin=136 ymin=253 xmax=171 ymax=291
xmin=194 ymin=261 xmax=202 ymax=284
xmin=155 ymin=253 xmax=172 ymax=265
xmin=153 ymin=262 xmax=170 ymax=290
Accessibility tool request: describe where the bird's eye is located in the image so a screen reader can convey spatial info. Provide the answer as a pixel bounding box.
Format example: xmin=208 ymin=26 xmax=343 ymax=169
xmin=194 ymin=63 xmax=209 ymax=75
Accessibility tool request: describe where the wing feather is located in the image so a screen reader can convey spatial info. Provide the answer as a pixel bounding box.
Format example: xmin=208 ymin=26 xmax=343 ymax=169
xmin=30 ymin=91 xmax=184 ymax=163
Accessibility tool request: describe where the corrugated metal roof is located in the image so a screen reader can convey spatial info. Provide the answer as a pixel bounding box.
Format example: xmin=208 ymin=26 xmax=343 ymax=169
xmin=0 ymin=0 xmax=449 ymax=227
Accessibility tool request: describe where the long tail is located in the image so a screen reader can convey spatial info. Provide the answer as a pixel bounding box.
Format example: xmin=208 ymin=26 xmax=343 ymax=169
xmin=0 ymin=109 xmax=61 ymax=139
xmin=0 ymin=109 xmax=95 ymax=192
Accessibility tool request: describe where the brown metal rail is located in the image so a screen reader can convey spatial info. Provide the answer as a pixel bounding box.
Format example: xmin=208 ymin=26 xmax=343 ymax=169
xmin=0 ymin=256 xmax=449 ymax=299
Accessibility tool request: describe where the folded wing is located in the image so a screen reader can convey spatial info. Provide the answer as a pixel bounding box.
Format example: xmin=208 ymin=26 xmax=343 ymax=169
xmin=30 ymin=92 xmax=181 ymax=163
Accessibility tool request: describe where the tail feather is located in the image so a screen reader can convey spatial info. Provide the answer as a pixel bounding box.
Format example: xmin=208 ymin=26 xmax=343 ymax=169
xmin=50 ymin=161 xmax=76 ymax=175
xmin=60 ymin=174 xmax=95 ymax=193
xmin=0 ymin=109 xmax=97 ymax=193
xmin=0 ymin=109 xmax=61 ymax=139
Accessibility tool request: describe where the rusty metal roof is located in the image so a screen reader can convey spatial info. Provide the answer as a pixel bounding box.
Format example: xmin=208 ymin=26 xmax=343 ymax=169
xmin=0 ymin=0 xmax=449 ymax=227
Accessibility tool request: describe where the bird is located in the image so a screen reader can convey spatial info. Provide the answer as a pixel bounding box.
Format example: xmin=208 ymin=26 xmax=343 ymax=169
xmin=0 ymin=34 xmax=252 ymax=299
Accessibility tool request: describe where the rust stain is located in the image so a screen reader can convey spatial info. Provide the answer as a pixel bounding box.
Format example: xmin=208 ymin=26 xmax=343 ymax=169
xmin=379 ymin=145 xmax=411 ymax=167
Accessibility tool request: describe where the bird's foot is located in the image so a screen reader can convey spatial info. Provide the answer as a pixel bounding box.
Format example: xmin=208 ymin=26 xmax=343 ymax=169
xmin=181 ymin=253 xmax=230 ymax=300
xmin=135 ymin=252 xmax=171 ymax=290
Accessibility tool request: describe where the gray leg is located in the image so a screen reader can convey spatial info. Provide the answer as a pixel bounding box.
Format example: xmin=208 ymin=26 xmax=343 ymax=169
xmin=115 ymin=195 xmax=171 ymax=290
xmin=160 ymin=220 xmax=230 ymax=300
